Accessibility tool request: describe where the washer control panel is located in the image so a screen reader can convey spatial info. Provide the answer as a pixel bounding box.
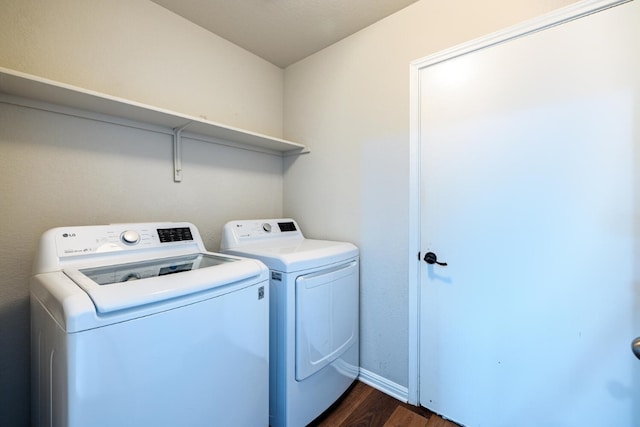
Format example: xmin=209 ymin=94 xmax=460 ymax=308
xmin=51 ymin=223 xmax=200 ymax=259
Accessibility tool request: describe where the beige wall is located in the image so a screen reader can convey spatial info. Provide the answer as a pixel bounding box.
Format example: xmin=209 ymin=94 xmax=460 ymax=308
xmin=0 ymin=0 xmax=284 ymax=137
xmin=0 ymin=1 xmax=285 ymax=426
xmin=283 ymin=0 xmax=579 ymax=390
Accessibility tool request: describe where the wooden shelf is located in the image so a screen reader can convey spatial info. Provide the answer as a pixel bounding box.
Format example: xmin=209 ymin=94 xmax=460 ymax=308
xmin=0 ymin=67 xmax=308 ymax=155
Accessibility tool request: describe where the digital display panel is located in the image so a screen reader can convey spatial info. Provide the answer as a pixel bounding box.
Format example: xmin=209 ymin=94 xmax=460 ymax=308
xmin=278 ymin=222 xmax=297 ymax=232
xmin=157 ymin=227 xmax=193 ymax=243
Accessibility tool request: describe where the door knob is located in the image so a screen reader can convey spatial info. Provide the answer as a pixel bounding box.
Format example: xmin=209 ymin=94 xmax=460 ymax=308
xmin=632 ymin=337 xmax=640 ymax=360
xmin=423 ymin=252 xmax=447 ymax=266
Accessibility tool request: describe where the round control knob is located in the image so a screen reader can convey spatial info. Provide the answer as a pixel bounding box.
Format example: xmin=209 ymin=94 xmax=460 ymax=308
xmin=262 ymin=223 xmax=272 ymax=233
xmin=121 ymin=230 xmax=140 ymax=245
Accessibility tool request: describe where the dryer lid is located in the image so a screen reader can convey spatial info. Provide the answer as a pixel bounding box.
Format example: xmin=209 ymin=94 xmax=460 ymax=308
xmin=222 ymin=239 xmax=358 ymax=272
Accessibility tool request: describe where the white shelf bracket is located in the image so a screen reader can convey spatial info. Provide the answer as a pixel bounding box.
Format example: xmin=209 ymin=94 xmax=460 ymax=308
xmin=173 ymin=122 xmax=191 ymax=182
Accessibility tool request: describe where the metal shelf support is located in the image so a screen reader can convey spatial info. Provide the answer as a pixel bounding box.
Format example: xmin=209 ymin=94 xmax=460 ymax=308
xmin=173 ymin=122 xmax=191 ymax=182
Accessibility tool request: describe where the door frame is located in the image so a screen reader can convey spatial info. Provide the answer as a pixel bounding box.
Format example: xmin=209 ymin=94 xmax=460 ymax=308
xmin=406 ymin=0 xmax=628 ymax=406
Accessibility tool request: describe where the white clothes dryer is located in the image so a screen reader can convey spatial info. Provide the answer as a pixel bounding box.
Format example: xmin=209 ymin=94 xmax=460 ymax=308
xmin=220 ymin=218 xmax=359 ymax=427
xmin=31 ymin=222 xmax=269 ymax=427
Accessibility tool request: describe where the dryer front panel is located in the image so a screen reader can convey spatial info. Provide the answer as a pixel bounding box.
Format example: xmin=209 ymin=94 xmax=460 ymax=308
xmin=295 ymin=259 xmax=359 ymax=381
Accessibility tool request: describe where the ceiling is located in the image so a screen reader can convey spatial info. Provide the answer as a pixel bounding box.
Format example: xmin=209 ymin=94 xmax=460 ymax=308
xmin=150 ymin=0 xmax=420 ymax=68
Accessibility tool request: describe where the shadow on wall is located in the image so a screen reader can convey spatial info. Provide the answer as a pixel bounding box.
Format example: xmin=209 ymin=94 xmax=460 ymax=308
xmin=0 ymin=296 xmax=30 ymax=426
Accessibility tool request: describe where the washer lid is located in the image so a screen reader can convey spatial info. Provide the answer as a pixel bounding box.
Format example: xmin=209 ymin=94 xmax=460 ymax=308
xmin=63 ymin=252 xmax=265 ymax=313
xmin=222 ymin=239 xmax=358 ymax=272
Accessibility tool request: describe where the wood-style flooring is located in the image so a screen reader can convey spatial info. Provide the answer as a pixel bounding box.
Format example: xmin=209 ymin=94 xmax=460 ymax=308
xmin=309 ymin=381 xmax=460 ymax=427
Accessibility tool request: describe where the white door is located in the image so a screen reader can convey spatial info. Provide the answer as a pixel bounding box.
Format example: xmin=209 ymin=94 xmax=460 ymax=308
xmin=416 ymin=1 xmax=639 ymax=426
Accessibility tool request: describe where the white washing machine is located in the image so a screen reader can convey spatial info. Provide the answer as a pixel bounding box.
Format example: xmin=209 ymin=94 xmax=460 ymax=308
xmin=220 ymin=218 xmax=359 ymax=427
xmin=30 ymin=222 xmax=269 ymax=427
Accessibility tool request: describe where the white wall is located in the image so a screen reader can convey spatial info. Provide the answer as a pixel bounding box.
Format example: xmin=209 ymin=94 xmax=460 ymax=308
xmin=0 ymin=1 xmax=285 ymax=426
xmin=283 ymin=0 xmax=579 ymax=392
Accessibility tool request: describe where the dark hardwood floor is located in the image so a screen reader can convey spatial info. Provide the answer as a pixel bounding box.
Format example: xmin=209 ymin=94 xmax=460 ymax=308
xmin=308 ymin=381 xmax=461 ymax=427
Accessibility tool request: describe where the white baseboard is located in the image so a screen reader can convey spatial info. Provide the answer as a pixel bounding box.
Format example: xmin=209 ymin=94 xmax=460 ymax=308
xmin=358 ymin=368 xmax=409 ymax=403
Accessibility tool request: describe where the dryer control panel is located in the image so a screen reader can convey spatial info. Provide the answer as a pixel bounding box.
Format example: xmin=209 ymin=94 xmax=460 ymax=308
xmin=221 ymin=219 xmax=303 ymax=248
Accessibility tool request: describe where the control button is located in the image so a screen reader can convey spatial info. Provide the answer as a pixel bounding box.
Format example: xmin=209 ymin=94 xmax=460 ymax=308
xmin=121 ymin=230 xmax=140 ymax=245
xmin=262 ymin=223 xmax=272 ymax=233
